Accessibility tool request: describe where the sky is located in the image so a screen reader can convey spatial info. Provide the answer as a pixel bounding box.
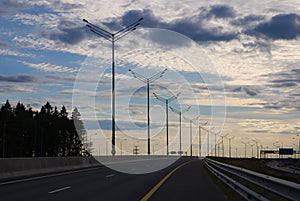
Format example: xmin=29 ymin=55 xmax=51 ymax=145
xmin=0 ymin=0 xmax=300 ymax=157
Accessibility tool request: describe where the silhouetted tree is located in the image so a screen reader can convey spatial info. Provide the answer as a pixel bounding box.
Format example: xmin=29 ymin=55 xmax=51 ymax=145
xmin=0 ymin=100 xmax=84 ymax=157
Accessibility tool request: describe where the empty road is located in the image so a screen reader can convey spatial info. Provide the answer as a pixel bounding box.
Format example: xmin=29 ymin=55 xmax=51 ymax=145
xmin=0 ymin=157 xmax=228 ymax=201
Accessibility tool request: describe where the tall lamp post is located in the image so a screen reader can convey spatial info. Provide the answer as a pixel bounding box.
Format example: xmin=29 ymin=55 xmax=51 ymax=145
xmin=183 ymin=115 xmax=201 ymax=157
xmin=241 ymin=141 xmax=248 ymax=158
xmin=226 ymin=136 xmax=234 ymax=158
xmin=169 ymin=106 xmax=191 ymax=155
xmin=220 ymin=133 xmax=228 ymax=157
xmin=207 ymin=130 xmax=210 ymax=156
xmin=252 ymin=139 xmax=260 ymax=158
xmin=129 ymin=69 xmax=167 ymax=155
xmin=153 ymin=92 xmax=180 ymax=155
xmin=197 ymin=122 xmax=208 ymax=157
xmin=83 ymin=17 xmax=143 ymax=156
xmin=212 ymin=132 xmax=220 ymax=157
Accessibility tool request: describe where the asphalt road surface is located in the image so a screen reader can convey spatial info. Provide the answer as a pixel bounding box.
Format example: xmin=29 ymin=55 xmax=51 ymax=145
xmin=0 ymin=157 xmax=228 ymax=201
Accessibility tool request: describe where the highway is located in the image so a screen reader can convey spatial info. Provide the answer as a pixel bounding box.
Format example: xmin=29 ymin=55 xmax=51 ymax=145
xmin=0 ymin=157 xmax=228 ymax=201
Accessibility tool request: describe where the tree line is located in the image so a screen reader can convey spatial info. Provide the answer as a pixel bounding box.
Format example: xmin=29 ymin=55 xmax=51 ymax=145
xmin=0 ymin=100 xmax=88 ymax=158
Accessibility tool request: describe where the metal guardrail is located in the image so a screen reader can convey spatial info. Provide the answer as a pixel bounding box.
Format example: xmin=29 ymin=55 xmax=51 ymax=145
xmin=204 ymin=158 xmax=300 ymax=201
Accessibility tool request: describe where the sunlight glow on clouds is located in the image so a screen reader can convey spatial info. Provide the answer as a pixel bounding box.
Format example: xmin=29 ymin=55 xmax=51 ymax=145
xmin=0 ymin=0 xmax=299 ymax=155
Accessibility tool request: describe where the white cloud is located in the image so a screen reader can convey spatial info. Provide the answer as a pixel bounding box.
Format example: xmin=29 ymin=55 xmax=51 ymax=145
xmin=20 ymin=61 xmax=78 ymax=73
xmin=0 ymin=48 xmax=35 ymax=57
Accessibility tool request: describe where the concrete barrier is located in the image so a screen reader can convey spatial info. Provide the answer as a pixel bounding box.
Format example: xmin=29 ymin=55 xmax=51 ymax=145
xmin=0 ymin=157 xmax=100 ymax=181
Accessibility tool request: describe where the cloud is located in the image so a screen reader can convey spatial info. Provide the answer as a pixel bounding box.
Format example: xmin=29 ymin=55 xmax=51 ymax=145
xmin=107 ymin=8 xmax=239 ymax=43
xmin=41 ymin=19 xmax=89 ymax=45
xmin=269 ymin=82 xmax=297 ymax=88
xmin=20 ymin=61 xmax=78 ymax=73
xmin=205 ymin=5 xmax=236 ymax=19
xmin=241 ymin=39 xmax=271 ymax=54
xmin=44 ymin=74 xmax=76 ymax=83
xmin=0 ymin=0 xmax=25 ymax=16
xmin=231 ymin=14 xmax=265 ymax=26
xmin=243 ymin=87 xmax=258 ymax=96
xmin=266 ymin=68 xmax=300 ymax=86
xmin=228 ymin=86 xmax=259 ymax=96
xmin=246 ymin=13 xmax=300 ymax=40
xmin=0 ymin=85 xmax=34 ymax=93
xmin=0 ymin=40 xmax=8 ymax=47
xmin=0 ymin=49 xmax=35 ymax=57
xmin=0 ymin=74 xmax=36 ymax=83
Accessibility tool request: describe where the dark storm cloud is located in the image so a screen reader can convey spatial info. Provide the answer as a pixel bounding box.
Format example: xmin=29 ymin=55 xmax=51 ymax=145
xmin=205 ymin=5 xmax=236 ymax=19
xmin=0 ymin=74 xmax=36 ymax=83
xmin=42 ymin=19 xmax=89 ymax=45
xmin=231 ymin=15 xmax=265 ymax=26
xmin=113 ymin=8 xmax=238 ymax=43
xmin=169 ymin=18 xmax=238 ymax=42
xmin=246 ymin=14 xmax=300 ymax=40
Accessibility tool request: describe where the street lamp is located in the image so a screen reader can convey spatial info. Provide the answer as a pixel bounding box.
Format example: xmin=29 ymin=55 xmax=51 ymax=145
xmin=252 ymin=139 xmax=260 ymax=158
xmin=220 ymin=133 xmax=228 ymax=157
xmin=169 ymin=105 xmax=191 ymax=155
xmin=153 ymin=92 xmax=180 ymax=155
xmin=129 ymin=69 xmax=167 ymax=155
xmin=241 ymin=141 xmax=248 ymax=158
xmin=198 ymin=122 xmax=208 ymax=157
xmin=211 ymin=131 xmax=220 ymax=157
xmin=207 ymin=130 xmax=210 ymax=156
xmin=226 ymin=136 xmax=234 ymax=158
xmin=183 ymin=115 xmax=201 ymax=157
xmin=83 ymin=17 xmax=143 ymax=156
xmin=250 ymin=142 xmax=255 ymax=158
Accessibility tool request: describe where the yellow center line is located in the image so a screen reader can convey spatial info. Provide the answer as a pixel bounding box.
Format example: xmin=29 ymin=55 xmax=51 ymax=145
xmin=140 ymin=160 xmax=193 ymax=201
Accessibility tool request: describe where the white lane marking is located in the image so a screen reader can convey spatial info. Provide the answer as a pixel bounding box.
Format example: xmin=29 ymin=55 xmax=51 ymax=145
xmin=0 ymin=166 xmax=103 ymax=186
xmin=48 ymin=186 xmax=71 ymax=194
xmin=105 ymin=174 xmax=115 ymax=178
